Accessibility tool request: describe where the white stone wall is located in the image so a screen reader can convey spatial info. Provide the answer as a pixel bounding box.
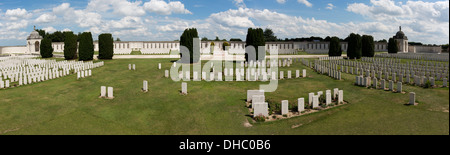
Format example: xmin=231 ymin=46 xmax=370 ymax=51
xmin=408 ymin=45 xmax=441 ymax=54
xmin=0 ymin=46 xmax=28 ymax=54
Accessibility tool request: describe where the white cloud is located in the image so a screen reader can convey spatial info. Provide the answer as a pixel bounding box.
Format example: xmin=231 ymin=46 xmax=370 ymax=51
xmin=35 ymin=13 xmax=57 ymax=23
xmin=276 ymin=0 xmax=286 ymax=4
xmin=297 ymin=0 xmax=312 ymax=7
xmin=86 ymin=0 xmax=146 ymax=17
xmin=62 ymin=28 xmax=72 ymax=32
xmin=234 ymin=0 xmax=246 ymax=8
xmin=143 ymin=0 xmax=192 ymax=15
xmin=4 ymin=8 xmax=32 ymax=20
xmin=42 ymin=26 xmax=57 ymax=33
xmin=346 ymin=0 xmax=449 ymax=44
xmin=326 ymin=3 xmax=336 ymax=10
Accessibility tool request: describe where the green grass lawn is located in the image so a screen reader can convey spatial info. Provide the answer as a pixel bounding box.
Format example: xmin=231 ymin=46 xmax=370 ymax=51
xmin=0 ymin=58 xmax=448 ymax=135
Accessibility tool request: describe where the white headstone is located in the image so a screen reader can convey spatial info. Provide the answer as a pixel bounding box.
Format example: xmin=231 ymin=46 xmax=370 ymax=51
xmin=253 ymin=102 xmax=269 ymax=117
xmin=107 ymin=87 xmax=114 ymax=98
xmin=181 ymin=82 xmax=187 ymax=94
xmin=338 ymin=90 xmax=343 ymax=104
xmin=100 ymin=86 xmax=106 ymax=97
xmin=312 ymin=96 xmax=319 ymax=108
xmin=409 ymin=92 xmax=415 ymax=105
xmin=143 ymin=80 xmax=148 ymax=92
xmin=281 ymin=100 xmax=289 ymax=115
xmin=298 ymin=98 xmax=305 ymax=113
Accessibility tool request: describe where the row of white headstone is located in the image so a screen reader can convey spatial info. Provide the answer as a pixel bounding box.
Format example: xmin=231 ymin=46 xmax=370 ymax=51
xmin=0 ymin=56 xmax=104 ymax=89
xmin=355 ymin=76 xmax=404 ymax=92
xmin=77 ymin=70 xmax=92 ymax=79
xmin=249 ymin=89 xmax=344 ymax=117
xmin=165 ymin=69 xmax=307 ymax=82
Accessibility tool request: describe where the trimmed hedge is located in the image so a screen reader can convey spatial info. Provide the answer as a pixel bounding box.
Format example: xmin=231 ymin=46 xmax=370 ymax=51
xmin=98 ymin=33 xmax=114 ymax=59
xmin=328 ymin=36 xmax=342 ymax=56
xmin=245 ymin=28 xmax=265 ymax=62
xmin=388 ymin=38 xmax=398 ymax=54
xmin=40 ymin=36 xmax=53 ymax=58
xmin=63 ymin=31 xmax=78 ymax=60
xmin=347 ymin=33 xmax=362 ymax=59
xmin=179 ymin=28 xmax=199 ymax=63
xmin=78 ymin=32 xmax=94 ymax=61
xmin=362 ymin=35 xmax=375 ymax=57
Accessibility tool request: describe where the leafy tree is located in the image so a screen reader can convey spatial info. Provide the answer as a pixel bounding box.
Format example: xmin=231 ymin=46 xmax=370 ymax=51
xmin=98 ymin=33 xmax=114 ymax=59
xmin=361 ymin=35 xmax=375 ymax=57
xmin=214 ymin=36 xmax=220 ymax=41
xmin=40 ymin=36 xmax=53 ymax=58
xmin=324 ymin=36 xmax=332 ymax=42
xmin=78 ymin=32 xmax=94 ymax=61
xmin=35 ymin=29 xmax=46 ymax=38
xmin=263 ymin=28 xmax=277 ymax=42
xmin=328 ymin=36 xmax=342 ymax=56
xmin=245 ymin=28 xmax=266 ymax=62
xmin=116 ymin=38 xmax=121 ymax=41
xmin=388 ymin=38 xmax=398 ymax=54
xmin=179 ymin=28 xmax=199 ymax=63
xmin=347 ymin=33 xmax=362 ymax=59
xmin=63 ymin=31 xmax=78 ymax=60
xmin=201 ymin=37 xmax=209 ymax=41
xmin=222 ymin=42 xmax=230 ymax=50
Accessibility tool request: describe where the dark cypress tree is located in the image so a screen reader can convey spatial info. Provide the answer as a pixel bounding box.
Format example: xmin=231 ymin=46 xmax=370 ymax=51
xmin=245 ymin=28 xmax=266 ymax=62
xmin=98 ymin=33 xmax=114 ymax=59
xmin=63 ymin=31 xmax=78 ymax=60
xmin=347 ymin=33 xmax=362 ymax=59
xmin=388 ymin=38 xmax=398 ymax=54
xmin=179 ymin=28 xmax=199 ymax=63
xmin=78 ymin=32 xmax=94 ymax=61
xmin=40 ymin=36 xmax=53 ymax=58
xmin=328 ymin=36 xmax=342 ymax=56
xmin=361 ymin=35 xmax=375 ymax=57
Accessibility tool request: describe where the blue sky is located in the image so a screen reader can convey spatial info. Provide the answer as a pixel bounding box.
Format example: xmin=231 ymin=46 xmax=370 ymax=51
xmin=0 ymin=0 xmax=448 ymax=46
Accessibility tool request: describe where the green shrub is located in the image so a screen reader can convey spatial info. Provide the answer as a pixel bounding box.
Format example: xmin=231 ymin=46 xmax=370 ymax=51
xmin=179 ymin=28 xmax=199 ymax=63
xmin=40 ymin=36 xmax=53 ymax=58
xmin=289 ymin=101 xmax=298 ymax=112
xmin=63 ymin=31 xmax=78 ymax=60
xmin=254 ymin=115 xmax=266 ymax=122
xmin=267 ymin=99 xmax=281 ymax=115
xmin=423 ymin=80 xmax=432 ymax=88
xmin=98 ymin=33 xmax=114 ymax=59
xmin=78 ymin=32 xmax=94 ymax=61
